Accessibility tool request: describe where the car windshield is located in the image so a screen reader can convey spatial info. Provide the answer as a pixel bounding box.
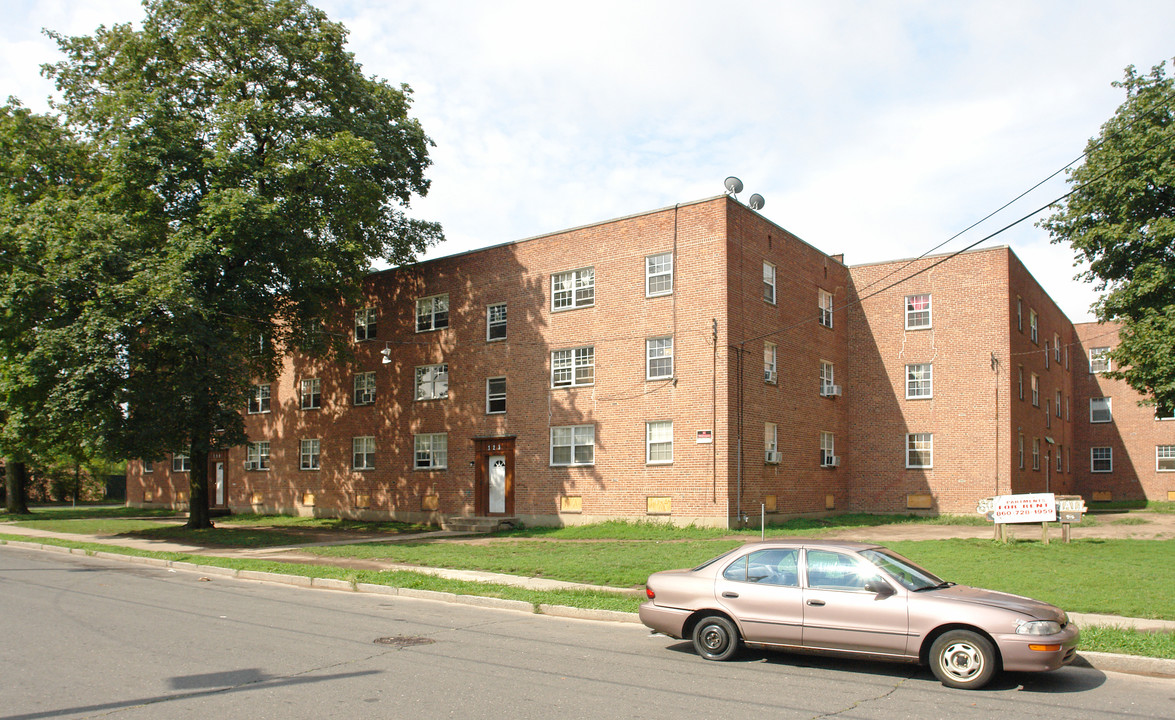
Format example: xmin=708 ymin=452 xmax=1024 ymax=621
xmin=859 ymin=548 xmax=947 ymax=591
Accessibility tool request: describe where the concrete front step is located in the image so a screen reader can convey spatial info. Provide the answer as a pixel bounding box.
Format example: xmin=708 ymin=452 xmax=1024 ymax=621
xmin=441 ymin=516 xmax=521 ymax=533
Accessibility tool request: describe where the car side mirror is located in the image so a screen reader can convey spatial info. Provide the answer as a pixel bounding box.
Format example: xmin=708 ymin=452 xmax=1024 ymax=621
xmin=864 ymin=578 xmax=895 ymax=597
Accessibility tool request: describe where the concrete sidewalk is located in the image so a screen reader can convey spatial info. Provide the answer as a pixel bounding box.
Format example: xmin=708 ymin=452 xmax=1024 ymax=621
xmin=2 ymin=521 xmax=1173 ymax=680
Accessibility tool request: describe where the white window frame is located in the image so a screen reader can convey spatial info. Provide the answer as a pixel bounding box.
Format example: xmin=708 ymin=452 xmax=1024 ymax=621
xmin=1018 ymin=434 xmax=1024 ymax=469
xmin=352 ymin=436 xmax=375 ymax=470
xmin=765 ymin=422 xmax=778 ymax=460
xmin=552 ymin=346 xmax=595 ymax=387
xmin=245 ymin=441 xmax=270 ymax=471
xmin=416 ymin=293 xmax=449 ymax=333
xmin=1016 ymin=297 xmax=1023 ymax=332
xmin=486 ymin=376 xmax=506 ymax=414
xmin=1055 ymin=390 xmax=1062 ymax=418
xmin=354 ymin=371 xmax=376 ymax=405
xmin=1157 ymin=445 xmax=1175 ymax=472
xmin=486 ymin=302 xmax=507 ymax=341
xmin=1089 ymin=347 xmax=1111 ymax=374
xmin=1031 ymin=373 xmax=1039 ymax=407
xmin=300 ymin=439 xmax=320 ymax=471
xmin=300 ymin=378 xmax=321 ymax=410
xmin=820 ymin=431 xmax=836 ymax=467
xmin=414 ymin=433 xmax=448 ymax=470
xmin=248 ymin=383 xmax=271 ymax=414
xmin=172 ymin=451 xmax=191 ymax=473
xmin=646 ymin=421 xmax=673 ymax=465
xmin=142 ymin=461 xmax=154 ymax=474
xmin=1018 ymin=366 xmax=1024 ymax=400
xmin=765 ymin=342 xmax=777 ymax=384
xmin=646 ymin=337 xmax=673 ymax=380
xmin=551 ymin=267 xmax=595 ymax=311
xmin=550 ymin=425 xmax=595 ymax=466
xmin=906 ymin=433 xmax=932 ymax=469
xmin=1091 ymin=446 xmax=1112 ymax=473
xmin=1046 ymin=399 xmax=1052 ymax=429
xmin=415 ymin=363 xmax=449 ymax=401
xmin=905 ymin=363 xmax=932 ymax=399
xmin=819 ymin=360 xmax=835 ymax=395
xmin=1045 ymin=340 xmax=1050 ymax=369
xmin=1054 ymin=334 xmax=1061 ymax=363
xmin=1057 ymin=445 xmax=1063 ymax=472
xmin=818 ymin=289 xmax=834 ymax=328
xmin=1089 ymin=397 xmax=1112 ymax=423
xmin=1032 ymin=438 xmax=1040 ymax=470
xmin=646 ymin=252 xmax=673 ymax=297
xmin=355 ymin=307 xmax=377 ymax=342
xmin=905 ymin=294 xmax=931 ymax=329
xmin=1029 ymin=309 xmax=1038 ymax=344
xmin=763 ymin=262 xmax=776 ymax=304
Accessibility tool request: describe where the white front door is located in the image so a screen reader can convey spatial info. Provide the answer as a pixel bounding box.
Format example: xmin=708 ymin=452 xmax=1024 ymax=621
xmin=488 ymin=455 xmax=506 ymax=514
xmin=215 ymin=462 xmax=225 ymax=505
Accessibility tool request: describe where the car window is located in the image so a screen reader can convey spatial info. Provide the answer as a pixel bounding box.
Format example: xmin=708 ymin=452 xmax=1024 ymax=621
xmin=805 ymin=550 xmax=876 ymax=592
xmin=722 ymin=555 xmax=748 ymax=581
xmin=723 ymin=549 xmax=799 ymax=586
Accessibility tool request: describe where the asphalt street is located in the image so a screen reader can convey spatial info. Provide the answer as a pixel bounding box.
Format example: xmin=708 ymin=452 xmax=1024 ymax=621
xmin=2 ymin=545 xmax=1172 ymax=720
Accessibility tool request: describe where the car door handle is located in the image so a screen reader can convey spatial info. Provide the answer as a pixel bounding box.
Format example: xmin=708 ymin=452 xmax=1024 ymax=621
xmin=722 ymin=592 xmax=739 ymax=598
xmin=807 ymin=599 xmax=826 ymax=606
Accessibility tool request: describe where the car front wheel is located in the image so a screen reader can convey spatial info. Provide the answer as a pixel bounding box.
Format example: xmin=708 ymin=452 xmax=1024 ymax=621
xmin=930 ymin=630 xmax=997 ymax=689
xmin=692 ymin=615 xmax=740 ymax=661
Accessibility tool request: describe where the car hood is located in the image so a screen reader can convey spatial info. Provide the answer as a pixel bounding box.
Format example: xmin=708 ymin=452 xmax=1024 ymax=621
xmin=930 ymin=585 xmax=1067 ymax=623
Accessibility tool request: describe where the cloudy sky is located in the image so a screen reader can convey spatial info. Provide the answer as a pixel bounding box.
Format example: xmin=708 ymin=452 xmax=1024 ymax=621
xmin=4 ymin=1 xmax=1174 ymax=322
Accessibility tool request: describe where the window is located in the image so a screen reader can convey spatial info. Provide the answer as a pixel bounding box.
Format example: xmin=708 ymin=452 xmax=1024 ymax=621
xmin=1066 ymin=395 xmax=1071 ymax=421
xmin=646 ymin=421 xmax=673 ymax=464
xmin=1032 ymin=438 xmax=1040 ymax=470
xmin=355 ymin=307 xmax=377 ymax=341
xmin=1157 ymin=445 xmax=1175 ymax=471
xmin=765 ymin=423 xmax=778 ymax=462
xmin=415 ymin=363 xmax=449 ymax=400
xmin=763 ymin=262 xmax=776 ymax=304
xmin=1044 ymin=341 xmax=1050 ymax=369
xmin=820 ymin=431 xmax=836 ymax=467
xmin=905 ymin=294 xmax=931 ymax=329
xmin=1018 ymin=366 xmax=1024 ymax=400
xmin=1055 ymin=390 xmax=1062 ymax=418
xmin=1090 ymin=397 xmax=1112 ymax=423
xmin=1031 ymin=374 xmax=1039 ymax=407
xmin=1057 ymin=445 xmax=1063 ymax=472
xmin=300 ymin=378 xmax=321 ymax=410
xmin=1065 ymin=345 xmax=1070 ymax=370
xmin=646 ymin=337 xmax=673 ymax=380
xmin=1046 ymin=400 xmax=1051 ymax=428
xmin=552 ymin=267 xmax=594 ymax=310
xmin=143 ymin=461 xmax=153 ymax=474
xmin=1017 ymin=297 xmax=1023 ymax=332
xmin=1054 ymin=334 xmax=1061 ymax=363
xmin=300 ymin=439 xmax=320 ymax=471
xmin=764 ymin=342 xmax=777 ymax=384
xmin=551 ymin=425 xmax=594 ymax=466
xmin=1089 ymin=347 xmax=1111 ymax=373
xmin=248 ymin=383 xmax=271 ymax=414
xmin=415 ymin=294 xmax=449 ymax=333
xmin=245 ymin=441 xmax=270 ymax=471
xmin=818 ymin=289 xmax=834 ymax=328
xmin=646 ymin=252 xmax=673 ymax=297
xmin=414 ymin=433 xmax=448 ymax=470
xmin=486 ymin=303 xmax=507 ymax=341
xmin=1091 ymin=446 xmax=1112 ymax=473
xmin=1158 ymin=404 xmax=1175 ymax=421
xmin=352 ymin=436 xmax=375 ymax=470
xmin=172 ymin=451 xmax=191 ymax=473
xmin=1018 ymin=434 xmax=1024 ymax=469
xmin=906 ymin=433 xmax=932 ymax=468
xmin=486 ymin=377 xmax=506 ymax=414
xmin=1029 ymin=309 xmax=1038 ymax=344
xmin=819 ymin=361 xmax=835 ymax=395
xmin=906 ymin=363 xmax=932 ymax=399
xmin=354 ymin=372 xmax=376 ymax=405
xmin=552 ymin=346 xmax=594 ymax=387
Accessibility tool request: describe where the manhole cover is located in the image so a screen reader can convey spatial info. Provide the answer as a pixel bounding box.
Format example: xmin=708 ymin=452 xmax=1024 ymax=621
xmin=373 ymin=636 xmax=436 ymax=648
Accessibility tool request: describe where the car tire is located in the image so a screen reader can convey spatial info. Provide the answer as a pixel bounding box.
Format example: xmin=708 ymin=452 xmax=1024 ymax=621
xmin=692 ymin=615 xmax=740 ymax=661
xmin=930 ymin=630 xmax=997 ymax=689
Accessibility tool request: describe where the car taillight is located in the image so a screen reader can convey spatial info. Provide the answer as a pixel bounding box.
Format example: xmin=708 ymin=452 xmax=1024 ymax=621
xmin=646 ymin=586 xmax=655 ymax=599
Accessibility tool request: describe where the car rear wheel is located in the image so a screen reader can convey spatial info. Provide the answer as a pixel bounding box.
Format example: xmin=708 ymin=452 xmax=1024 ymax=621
xmin=930 ymin=630 xmax=997 ymax=689
xmin=692 ymin=616 xmax=740 ymax=661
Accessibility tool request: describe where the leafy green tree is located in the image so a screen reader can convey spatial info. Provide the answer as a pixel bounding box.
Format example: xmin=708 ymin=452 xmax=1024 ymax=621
xmin=37 ymin=0 xmax=441 ymax=527
xmin=1043 ymin=61 xmax=1175 ymax=414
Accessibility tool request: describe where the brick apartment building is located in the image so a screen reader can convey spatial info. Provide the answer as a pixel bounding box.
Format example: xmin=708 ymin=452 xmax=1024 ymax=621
xmin=127 ymin=195 xmax=1174 ymax=526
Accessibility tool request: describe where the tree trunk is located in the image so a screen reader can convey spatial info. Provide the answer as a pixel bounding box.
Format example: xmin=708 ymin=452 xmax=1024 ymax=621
xmin=5 ymin=459 xmax=31 ymax=514
xmin=185 ymin=446 xmax=214 ymax=529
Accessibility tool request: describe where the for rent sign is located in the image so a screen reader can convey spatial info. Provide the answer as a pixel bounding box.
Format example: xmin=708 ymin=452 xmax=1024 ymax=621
xmin=978 ymin=493 xmax=1057 ymax=524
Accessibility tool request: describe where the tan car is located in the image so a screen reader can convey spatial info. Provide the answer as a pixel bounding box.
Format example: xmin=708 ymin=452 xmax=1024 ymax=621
xmin=639 ymin=540 xmax=1079 ymax=689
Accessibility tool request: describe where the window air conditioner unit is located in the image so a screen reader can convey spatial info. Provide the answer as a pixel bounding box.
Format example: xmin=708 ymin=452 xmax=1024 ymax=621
xmin=823 ymin=456 xmax=841 ymax=468
xmin=821 ymin=384 xmax=842 ymax=397
xmin=765 ymin=451 xmax=782 ymax=464
xmin=765 ymin=370 xmax=777 ymax=384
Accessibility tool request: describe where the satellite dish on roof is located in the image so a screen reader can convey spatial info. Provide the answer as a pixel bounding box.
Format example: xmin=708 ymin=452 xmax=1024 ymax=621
xmin=724 ymin=176 xmax=744 ymax=195
xmin=748 ymin=194 xmax=765 ymax=210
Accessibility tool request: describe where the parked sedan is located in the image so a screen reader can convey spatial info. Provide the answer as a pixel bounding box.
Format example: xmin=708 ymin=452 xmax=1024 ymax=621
xmin=639 ymin=540 xmax=1079 ymax=689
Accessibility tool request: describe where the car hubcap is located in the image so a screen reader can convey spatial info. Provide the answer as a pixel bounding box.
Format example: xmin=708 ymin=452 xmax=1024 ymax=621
xmin=942 ymin=641 xmax=984 ymax=681
xmin=702 ymin=626 xmax=727 ymax=651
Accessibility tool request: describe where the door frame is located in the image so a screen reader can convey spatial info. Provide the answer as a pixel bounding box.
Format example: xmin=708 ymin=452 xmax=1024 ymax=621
xmin=473 ymin=436 xmax=515 ymax=516
xmin=208 ymin=450 xmax=228 ymax=510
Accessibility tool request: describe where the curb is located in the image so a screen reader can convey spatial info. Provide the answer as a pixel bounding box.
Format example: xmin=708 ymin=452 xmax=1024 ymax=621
xmin=2 ymin=537 xmax=1170 ymax=677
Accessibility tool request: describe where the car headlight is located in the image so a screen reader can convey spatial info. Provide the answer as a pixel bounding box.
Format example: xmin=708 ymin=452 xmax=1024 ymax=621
xmin=1016 ymin=620 xmax=1062 ymax=636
